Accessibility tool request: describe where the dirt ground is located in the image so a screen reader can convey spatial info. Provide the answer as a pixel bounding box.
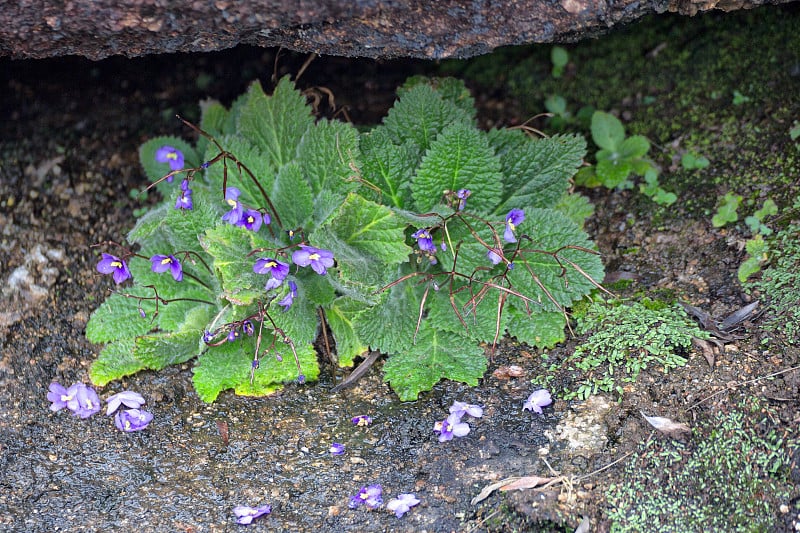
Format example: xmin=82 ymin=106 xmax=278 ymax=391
xmin=1 ymin=7 xmax=799 ymax=533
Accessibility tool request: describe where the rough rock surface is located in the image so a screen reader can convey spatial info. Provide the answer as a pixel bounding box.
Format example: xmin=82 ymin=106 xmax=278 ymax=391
xmin=1 ymin=0 xmax=793 ymax=60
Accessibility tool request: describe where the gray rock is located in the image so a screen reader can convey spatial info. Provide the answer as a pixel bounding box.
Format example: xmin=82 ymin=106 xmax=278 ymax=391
xmin=1 ymin=0 xmax=792 ymax=60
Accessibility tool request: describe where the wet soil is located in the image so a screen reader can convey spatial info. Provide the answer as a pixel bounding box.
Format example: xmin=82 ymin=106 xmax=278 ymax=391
xmin=1 ymin=8 xmax=799 ymax=533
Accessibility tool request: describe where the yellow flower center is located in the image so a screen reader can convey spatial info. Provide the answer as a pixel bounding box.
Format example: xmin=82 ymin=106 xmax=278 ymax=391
xmin=309 ymin=253 xmax=320 ymax=261
xmin=111 ymin=260 xmax=122 ymax=268
xmin=166 ymin=151 xmax=178 ymax=161
xmin=161 ymin=257 xmax=172 ymax=265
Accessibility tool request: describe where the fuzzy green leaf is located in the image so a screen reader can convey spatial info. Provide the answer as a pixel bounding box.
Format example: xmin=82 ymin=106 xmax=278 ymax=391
xmin=353 ymin=278 xmax=421 ymax=354
xmin=412 ymin=124 xmax=503 ymax=214
xmin=162 ymin=187 xmax=222 ymax=255
xmin=397 ymin=76 xmax=477 ymax=120
xmin=86 ymin=292 xmax=156 ymax=343
xmin=619 ymin=135 xmax=650 ymax=159
xmin=237 ymin=78 xmax=314 ymax=172
xmin=506 ymin=208 xmax=604 ymax=312
xmin=359 ymin=128 xmax=417 ymax=209
xmin=202 ymin=223 xmax=274 ymax=306
xmin=506 ymin=307 xmax=566 ymax=348
xmin=326 ymin=297 xmax=370 ymax=367
xmin=156 ymin=299 xmax=216 ymax=335
xmin=235 ymin=342 xmax=320 ymax=397
xmin=270 ymin=162 xmax=314 ymax=231
xmin=489 ymin=130 xmax=586 ymax=214
xmin=382 ymin=328 xmax=487 ymax=401
xmin=201 ymin=135 xmax=275 ymax=210
xmin=134 ymin=331 xmax=202 ymax=370
xmin=128 ymin=202 xmax=171 ymax=244
xmin=383 ymin=84 xmax=475 ymax=152
xmin=595 ymin=153 xmax=633 ymax=188
xmin=312 ymin=193 xmax=412 ymax=298
xmin=298 ymin=118 xmax=360 ymax=197
xmin=196 ymin=98 xmax=229 ymax=157
xmin=426 ymin=281 xmax=511 ymax=345
xmin=89 ymin=339 xmax=147 ymax=386
xmin=591 ymin=111 xmax=625 ymax=151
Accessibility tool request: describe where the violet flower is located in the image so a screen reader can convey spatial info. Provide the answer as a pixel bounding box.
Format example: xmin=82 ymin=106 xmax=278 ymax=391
xmin=277 ymin=281 xmax=297 ymax=311
xmin=487 ymin=249 xmax=503 ymax=265
xmin=504 ymin=208 xmax=525 ymax=243
xmin=253 ymin=258 xmax=289 ymax=290
xmin=411 ymin=228 xmax=436 ymax=253
xmin=175 ymin=179 xmax=193 ymax=210
xmin=351 ymin=415 xmax=372 ymax=427
xmin=349 ymin=484 xmax=383 ymax=510
xmin=242 ymin=320 xmax=254 ymax=336
xmin=523 ymin=389 xmax=553 ymax=414
xmin=456 ymin=188 xmax=471 ymax=211
xmin=222 ymin=187 xmax=244 ymax=225
xmin=434 ymin=413 xmax=470 ymax=442
xmin=386 ymin=493 xmax=420 ymax=518
xmin=330 ymin=442 xmax=345 ymax=456
xmin=202 ymin=330 xmax=215 ymax=343
xmin=47 ymin=382 xmax=74 ymax=412
xmin=96 ymin=253 xmax=132 ymax=284
xmin=155 ymin=145 xmax=184 ymax=173
xmin=240 ymin=208 xmax=264 ymax=232
xmin=114 ymin=408 xmax=153 ymax=432
xmin=227 ymin=328 xmax=240 ymax=343
xmin=449 ymin=401 xmax=483 ymax=420
xmin=69 ymin=383 xmax=102 ymax=418
xmin=106 ymin=391 xmax=145 ymax=416
xmin=150 ymin=254 xmax=183 ymax=282
xmin=233 ymin=504 xmax=271 ymax=525
xmin=292 ymin=245 xmax=335 ymax=275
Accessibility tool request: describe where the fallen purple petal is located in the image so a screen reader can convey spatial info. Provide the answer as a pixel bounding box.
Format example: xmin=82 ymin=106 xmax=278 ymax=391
xmin=233 ymin=504 xmax=271 ymax=525
xmin=330 ymin=442 xmax=345 ymax=456
xmin=386 ymin=493 xmax=420 ymax=518
xmin=523 ymin=389 xmax=553 ymax=414
xmin=114 ymin=408 xmax=153 ymax=432
xmin=106 ymin=391 xmax=146 ymax=416
xmin=351 ymin=415 xmax=372 ymax=427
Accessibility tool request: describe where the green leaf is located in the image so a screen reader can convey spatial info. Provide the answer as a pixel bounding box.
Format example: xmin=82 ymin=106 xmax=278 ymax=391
xmin=134 ymin=331 xmax=202 ymax=370
xmin=312 ymin=193 xmax=412 ymax=299
xmin=398 ymin=76 xmax=477 ymax=120
xmin=506 ymin=208 xmax=604 ymax=312
xmin=89 ymin=339 xmax=147 ymax=386
xmin=270 ymin=162 xmax=314 ymax=231
xmin=489 ymin=129 xmax=586 ymax=213
xmin=591 ymin=111 xmax=626 ymax=151
xmin=128 ymin=202 xmax=170 ymax=244
xmin=353 ymin=278 xmax=421 ymax=354
xmin=555 ymin=191 xmax=595 ymax=227
xmin=712 ymin=192 xmax=742 ymax=227
xmin=506 ymin=307 xmax=566 ymax=348
xmin=359 ymin=128 xmax=417 ymax=209
xmin=236 ymin=342 xmax=320 ymax=397
xmin=412 ymin=124 xmax=503 ymax=214
xmin=267 ymin=282 xmax=320 ymax=346
xmin=86 ymin=292 xmax=156 ymax=343
xmin=426 ymin=281 xmax=511 ymax=345
xmin=383 ymin=84 xmax=475 ymax=152
xmin=382 ymin=327 xmax=487 ymax=401
xmin=202 ymin=223 xmax=274 ymax=306
xmin=157 ymin=299 xmax=216 ymax=335
xmin=619 ymin=135 xmax=650 ymax=160
xmin=550 ymin=46 xmax=569 ymax=69
xmin=162 ymin=187 xmax=222 ymax=255
xmin=298 ymin=118 xmax=360 ymax=197
xmin=196 ymin=98 xmax=229 ymax=157
xmin=201 ymin=135 xmax=275 ymax=210
xmin=595 ymin=154 xmax=633 ymax=188
xmin=325 ymin=297 xmax=370 ymax=367
xmin=236 ymin=77 xmax=314 ymax=171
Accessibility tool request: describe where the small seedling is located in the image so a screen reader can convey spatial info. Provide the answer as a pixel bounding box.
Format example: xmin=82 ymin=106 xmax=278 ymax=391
xmin=732 ymin=90 xmax=751 ymax=105
xmin=680 ymin=151 xmax=710 ymax=170
xmin=550 ymin=46 xmax=569 ymax=78
xmin=711 ymin=192 xmax=742 ymax=227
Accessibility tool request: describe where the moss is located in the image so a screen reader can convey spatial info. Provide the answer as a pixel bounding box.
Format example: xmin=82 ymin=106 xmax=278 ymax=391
xmin=606 ymin=399 xmax=796 ymax=532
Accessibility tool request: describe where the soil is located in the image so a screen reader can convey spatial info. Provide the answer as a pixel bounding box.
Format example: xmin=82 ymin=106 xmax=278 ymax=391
xmin=1 ymin=7 xmax=799 ymax=533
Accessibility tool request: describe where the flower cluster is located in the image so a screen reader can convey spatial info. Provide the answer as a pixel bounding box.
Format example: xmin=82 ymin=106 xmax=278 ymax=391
xmin=48 ymin=382 xmax=153 ymax=432
xmin=96 ymin=252 xmax=187 ymax=286
xmin=433 ymin=400 xmax=483 ymax=442
xmin=523 ymin=389 xmax=552 ymax=414
xmin=348 ymin=484 xmax=420 ymax=518
xmin=221 ymin=187 xmax=271 ymax=232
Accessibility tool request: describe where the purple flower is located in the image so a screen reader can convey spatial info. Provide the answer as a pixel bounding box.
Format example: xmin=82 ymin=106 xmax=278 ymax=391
xmin=434 ymin=413 xmax=470 ymax=442
xmin=487 ymin=249 xmax=503 ymax=265
xmin=155 ymin=145 xmax=184 ymax=172
xmin=386 ymin=493 xmax=420 ymax=518
xmin=150 ymin=254 xmax=183 ymax=282
xmin=504 ymin=208 xmax=525 ymax=243
xmin=349 ymin=484 xmax=383 ymax=510
xmin=292 ymin=246 xmax=335 ymax=275
xmin=242 ymin=320 xmax=254 ymax=336
xmin=47 ymin=382 xmax=73 ymax=412
xmin=114 ymin=408 xmax=153 ymax=432
xmin=523 ymin=389 xmax=552 ymax=414
xmin=106 ymin=391 xmax=145 ymax=416
xmin=351 ymin=415 xmax=372 ymax=427
xmin=449 ymin=401 xmax=483 ymax=420
xmin=330 ymin=442 xmax=345 ymax=456
xmin=253 ymin=258 xmax=289 ymax=290
xmin=412 ymin=228 xmax=436 ymax=253
xmin=456 ymin=188 xmax=471 ymax=211
xmin=96 ymin=253 xmax=132 ymax=284
xmin=175 ymin=179 xmax=193 ymax=210
xmin=68 ymin=383 xmax=102 ymax=419
xmin=233 ymin=504 xmax=271 ymax=525
xmin=222 ymin=187 xmax=244 ymax=225
xmin=240 ymin=208 xmax=264 ymax=232
xmin=202 ymin=330 xmax=214 ymax=343
xmin=227 ymin=328 xmax=240 ymax=342
xmin=277 ymin=280 xmax=298 ymax=311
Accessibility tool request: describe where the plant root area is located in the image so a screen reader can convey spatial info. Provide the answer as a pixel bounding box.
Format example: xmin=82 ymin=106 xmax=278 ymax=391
xmin=1 ymin=7 xmax=799 ymax=532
